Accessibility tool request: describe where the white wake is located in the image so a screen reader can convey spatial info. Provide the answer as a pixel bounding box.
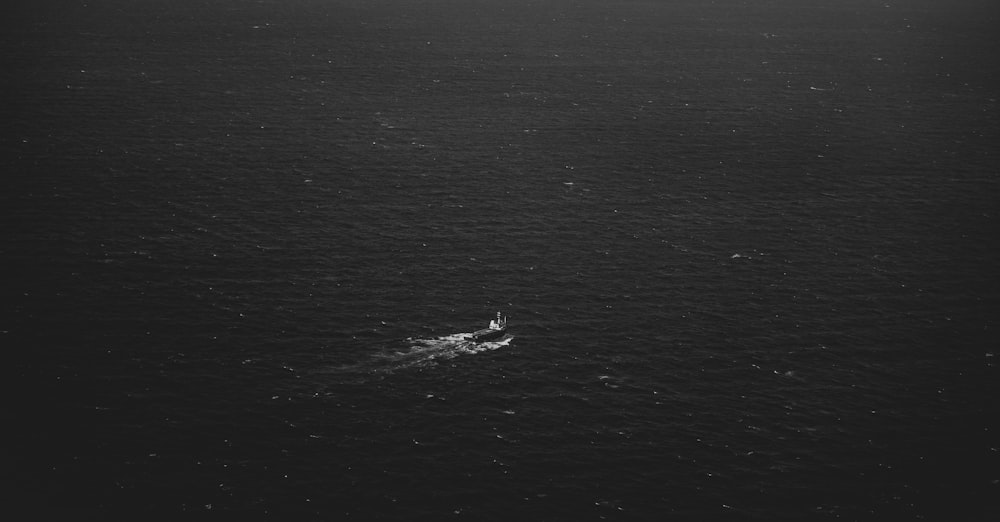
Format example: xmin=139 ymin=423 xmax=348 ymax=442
xmin=375 ymin=332 xmax=513 ymax=371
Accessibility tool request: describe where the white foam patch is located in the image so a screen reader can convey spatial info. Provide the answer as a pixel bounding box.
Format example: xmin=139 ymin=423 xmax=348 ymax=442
xmin=375 ymin=333 xmax=512 ymax=371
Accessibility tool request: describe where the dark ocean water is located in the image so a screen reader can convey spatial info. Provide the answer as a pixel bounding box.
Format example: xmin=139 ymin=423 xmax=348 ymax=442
xmin=4 ymin=0 xmax=998 ymax=520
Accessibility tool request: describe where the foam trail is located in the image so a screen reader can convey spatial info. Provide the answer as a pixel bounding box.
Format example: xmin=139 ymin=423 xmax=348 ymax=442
xmin=374 ymin=332 xmax=513 ymax=371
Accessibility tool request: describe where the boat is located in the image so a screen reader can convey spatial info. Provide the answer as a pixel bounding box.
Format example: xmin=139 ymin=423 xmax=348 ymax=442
xmin=471 ymin=311 xmax=507 ymax=342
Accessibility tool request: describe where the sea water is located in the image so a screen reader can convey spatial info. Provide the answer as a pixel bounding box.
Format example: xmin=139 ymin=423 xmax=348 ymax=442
xmin=5 ymin=0 xmax=996 ymax=519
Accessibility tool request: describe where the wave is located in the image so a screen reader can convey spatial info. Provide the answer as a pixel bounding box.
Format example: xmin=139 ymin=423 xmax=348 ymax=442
xmin=373 ymin=333 xmax=513 ymax=371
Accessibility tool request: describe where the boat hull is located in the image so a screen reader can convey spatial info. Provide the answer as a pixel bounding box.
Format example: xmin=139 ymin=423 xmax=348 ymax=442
xmin=471 ymin=326 xmax=506 ymax=342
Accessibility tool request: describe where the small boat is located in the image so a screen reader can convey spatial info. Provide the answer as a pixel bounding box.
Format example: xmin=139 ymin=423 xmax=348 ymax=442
xmin=471 ymin=311 xmax=507 ymax=342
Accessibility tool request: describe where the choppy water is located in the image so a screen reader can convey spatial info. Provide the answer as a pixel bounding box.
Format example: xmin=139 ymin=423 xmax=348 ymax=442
xmin=4 ymin=0 xmax=997 ymax=520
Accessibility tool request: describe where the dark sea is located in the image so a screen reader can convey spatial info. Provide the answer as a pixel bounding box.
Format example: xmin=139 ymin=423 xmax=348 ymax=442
xmin=3 ymin=0 xmax=997 ymax=520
